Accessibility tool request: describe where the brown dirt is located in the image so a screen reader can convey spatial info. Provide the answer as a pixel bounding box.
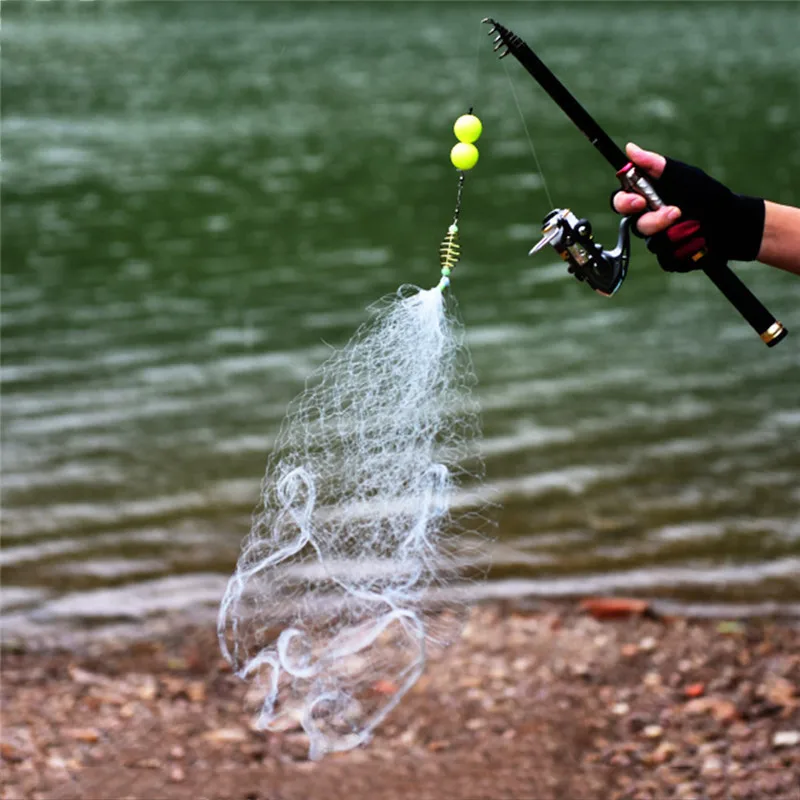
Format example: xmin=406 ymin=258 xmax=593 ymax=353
xmin=2 ymin=600 xmax=799 ymax=800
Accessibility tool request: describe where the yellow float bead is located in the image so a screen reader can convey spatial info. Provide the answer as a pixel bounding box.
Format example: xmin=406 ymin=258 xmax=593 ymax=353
xmin=450 ymin=142 xmax=479 ymax=170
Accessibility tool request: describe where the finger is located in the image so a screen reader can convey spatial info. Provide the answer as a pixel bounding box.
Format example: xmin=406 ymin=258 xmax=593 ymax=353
xmin=626 ymin=142 xmax=667 ymax=179
xmin=613 ymin=192 xmax=647 ymax=215
xmin=635 ymin=206 xmax=682 ymax=237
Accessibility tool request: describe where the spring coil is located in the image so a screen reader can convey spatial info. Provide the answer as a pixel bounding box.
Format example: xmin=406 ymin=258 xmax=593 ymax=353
xmin=439 ymin=224 xmax=460 ymax=273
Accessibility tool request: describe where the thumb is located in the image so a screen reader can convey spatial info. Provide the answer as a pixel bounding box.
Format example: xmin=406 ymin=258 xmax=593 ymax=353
xmin=626 ymin=142 xmax=666 ymax=179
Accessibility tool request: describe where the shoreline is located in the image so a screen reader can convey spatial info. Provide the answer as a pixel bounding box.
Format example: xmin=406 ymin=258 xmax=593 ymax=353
xmin=4 ymin=585 xmax=800 ymax=654
xmin=2 ymin=598 xmax=798 ymax=800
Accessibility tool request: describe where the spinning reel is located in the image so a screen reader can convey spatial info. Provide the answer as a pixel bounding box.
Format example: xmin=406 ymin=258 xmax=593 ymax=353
xmin=530 ymin=209 xmax=633 ymax=297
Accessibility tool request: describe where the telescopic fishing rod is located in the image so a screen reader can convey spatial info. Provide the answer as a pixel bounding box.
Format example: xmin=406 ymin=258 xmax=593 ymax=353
xmin=484 ymin=18 xmax=787 ymax=347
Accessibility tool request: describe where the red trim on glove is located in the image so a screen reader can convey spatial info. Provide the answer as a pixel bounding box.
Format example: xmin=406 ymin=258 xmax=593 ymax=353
xmin=667 ymin=220 xmax=706 ymax=261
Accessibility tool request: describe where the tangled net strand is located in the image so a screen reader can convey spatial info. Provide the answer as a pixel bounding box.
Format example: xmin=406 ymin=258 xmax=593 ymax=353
xmin=218 ymin=284 xmax=482 ymax=760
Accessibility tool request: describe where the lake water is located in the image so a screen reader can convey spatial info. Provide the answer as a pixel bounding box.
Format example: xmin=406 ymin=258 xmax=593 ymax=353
xmin=3 ymin=1 xmax=800 ymax=642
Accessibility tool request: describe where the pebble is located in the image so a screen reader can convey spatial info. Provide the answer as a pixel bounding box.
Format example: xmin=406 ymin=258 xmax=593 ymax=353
xmin=648 ymin=741 xmax=677 ymax=764
xmin=169 ymin=765 xmax=185 ymax=783
xmin=772 ymin=730 xmax=799 ymax=748
xmin=643 ymin=725 xmax=663 ymax=739
xmin=612 ymin=702 xmax=630 ymax=716
xmin=186 ymin=681 xmax=206 ymax=703
xmin=639 ymin=636 xmax=657 ymax=652
xmin=643 ymin=671 xmax=661 ymax=688
xmin=64 ymin=728 xmax=100 ymax=743
xmin=136 ymin=676 xmax=158 ymax=701
xmin=202 ymin=727 xmax=248 ymax=744
xmin=427 ymin=740 xmax=449 ymax=751
xmin=684 ymin=696 xmax=738 ymax=722
xmin=701 ymin=755 xmax=724 ymax=776
xmin=675 ymin=781 xmax=702 ymax=799
xmin=1 ymin=741 xmax=26 ymax=763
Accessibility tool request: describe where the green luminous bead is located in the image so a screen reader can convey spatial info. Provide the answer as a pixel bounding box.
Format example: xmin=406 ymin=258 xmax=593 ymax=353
xmin=441 ymin=267 xmax=451 ymax=276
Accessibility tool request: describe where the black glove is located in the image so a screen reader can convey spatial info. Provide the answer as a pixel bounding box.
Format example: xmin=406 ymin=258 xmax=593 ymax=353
xmin=612 ymin=158 xmax=765 ymax=272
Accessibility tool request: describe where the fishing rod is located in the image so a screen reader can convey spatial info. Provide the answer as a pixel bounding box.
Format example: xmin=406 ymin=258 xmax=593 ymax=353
xmin=484 ymin=18 xmax=787 ymax=347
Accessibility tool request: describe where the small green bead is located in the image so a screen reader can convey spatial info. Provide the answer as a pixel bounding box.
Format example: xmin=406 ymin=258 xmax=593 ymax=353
xmin=441 ymin=267 xmax=451 ymax=276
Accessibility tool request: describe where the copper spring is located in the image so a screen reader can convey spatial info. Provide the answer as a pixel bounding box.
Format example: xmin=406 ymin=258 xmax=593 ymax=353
xmin=439 ymin=225 xmax=460 ymax=272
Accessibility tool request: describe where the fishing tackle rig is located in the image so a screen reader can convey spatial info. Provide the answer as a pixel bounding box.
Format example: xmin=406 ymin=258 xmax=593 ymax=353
xmin=435 ymin=110 xmax=481 ymax=292
xmin=483 ymin=18 xmax=787 ymax=346
xmin=436 ymin=171 xmax=465 ymax=293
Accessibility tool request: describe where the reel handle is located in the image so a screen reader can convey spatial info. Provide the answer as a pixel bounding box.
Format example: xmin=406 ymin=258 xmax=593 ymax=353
xmin=617 ymin=164 xmax=787 ymax=347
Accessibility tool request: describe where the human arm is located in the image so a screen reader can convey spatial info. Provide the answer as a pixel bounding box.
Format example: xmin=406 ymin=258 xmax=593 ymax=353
xmin=758 ymin=201 xmax=800 ymax=274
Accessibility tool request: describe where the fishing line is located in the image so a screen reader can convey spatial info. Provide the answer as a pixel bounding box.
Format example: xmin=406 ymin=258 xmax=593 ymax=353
xmin=470 ymin=18 xmax=484 ymax=106
xmin=501 ymin=57 xmax=555 ymax=210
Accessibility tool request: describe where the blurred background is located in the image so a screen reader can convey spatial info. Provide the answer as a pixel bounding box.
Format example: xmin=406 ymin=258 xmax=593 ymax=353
xmin=3 ymin=1 xmax=799 ymax=642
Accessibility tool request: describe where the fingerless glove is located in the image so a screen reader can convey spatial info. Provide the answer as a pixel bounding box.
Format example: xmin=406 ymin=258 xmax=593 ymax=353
xmin=624 ymin=158 xmax=765 ymax=272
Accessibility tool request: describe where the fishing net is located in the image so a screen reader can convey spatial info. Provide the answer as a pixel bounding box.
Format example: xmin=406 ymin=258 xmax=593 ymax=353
xmin=218 ymin=283 xmax=483 ymax=760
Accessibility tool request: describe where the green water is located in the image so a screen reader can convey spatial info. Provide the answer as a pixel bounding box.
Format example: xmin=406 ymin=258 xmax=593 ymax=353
xmin=2 ymin=2 xmax=799 ymax=638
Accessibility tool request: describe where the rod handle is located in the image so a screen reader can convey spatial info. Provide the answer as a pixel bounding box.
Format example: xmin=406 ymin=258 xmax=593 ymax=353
xmin=616 ymin=165 xmax=787 ymax=347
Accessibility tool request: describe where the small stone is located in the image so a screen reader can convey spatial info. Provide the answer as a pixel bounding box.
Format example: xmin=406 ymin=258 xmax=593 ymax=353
xmin=1 ymin=741 xmax=26 ymax=763
xmin=612 ymin=702 xmax=630 ymax=716
xmin=639 ymin=636 xmax=657 ymax=652
xmin=684 ymin=682 xmax=705 ymax=698
xmin=465 ymin=718 xmax=486 ymax=731
xmin=169 ymin=745 xmax=185 ymax=760
xmin=186 ymin=681 xmax=206 ymax=703
xmin=701 ymin=755 xmax=724 ymax=776
xmin=609 ymin=752 xmax=632 ymax=767
xmin=621 ymin=643 xmax=639 ymax=658
xmin=65 ymin=728 xmax=100 ymax=743
xmin=643 ymin=725 xmax=663 ymax=739
xmin=772 ymin=730 xmax=800 ymax=748
xmin=202 ymin=727 xmax=248 ymax=744
xmin=643 ymin=671 xmax=662 ymax=688
xmin=763 ymin=676 xmax=797 ymax=709
xmin=676 ymin=781 xmax=701 ymax=799
xmin=427 ymin=740 xmax=450 ymax=752
xmin=262 ymin=713 xmax=302 ymax=733
xmin=46 ymin=755 xmax=69 ymax=771
xmin=397 ymin=729 xmax=416 ymax=745
xmin=136 ymin=676 xmax=158 ymax=701
xmin=716 ymin=620 xmax=744 ymax=635
xmin=684 ymin=696 xmax=738 ymax=723
xmin=648 ymin=741 xmax=677 ymax=764
xmin=729 ymin=722 xmax=751 ymax=740
xmin=169 ymin=765 xmax=185 ymax=783
xmin=580 ymin=597 xmax=650 ymax=619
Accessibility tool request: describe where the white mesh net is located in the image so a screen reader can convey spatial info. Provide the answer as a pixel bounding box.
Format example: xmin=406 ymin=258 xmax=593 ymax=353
xmin=218 ymin=283 xmax=483 ymax=760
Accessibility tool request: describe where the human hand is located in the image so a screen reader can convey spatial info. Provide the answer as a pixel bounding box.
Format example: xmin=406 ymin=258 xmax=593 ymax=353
xmin=612 ymin=143 xmax=682 ymax=236
xmin=611 ymin=142 xmax=765 ymax=272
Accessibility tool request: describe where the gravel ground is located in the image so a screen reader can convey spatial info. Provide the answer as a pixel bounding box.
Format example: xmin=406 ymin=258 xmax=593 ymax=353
xmin=2 ymin=600 xmax=799 ymax=800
